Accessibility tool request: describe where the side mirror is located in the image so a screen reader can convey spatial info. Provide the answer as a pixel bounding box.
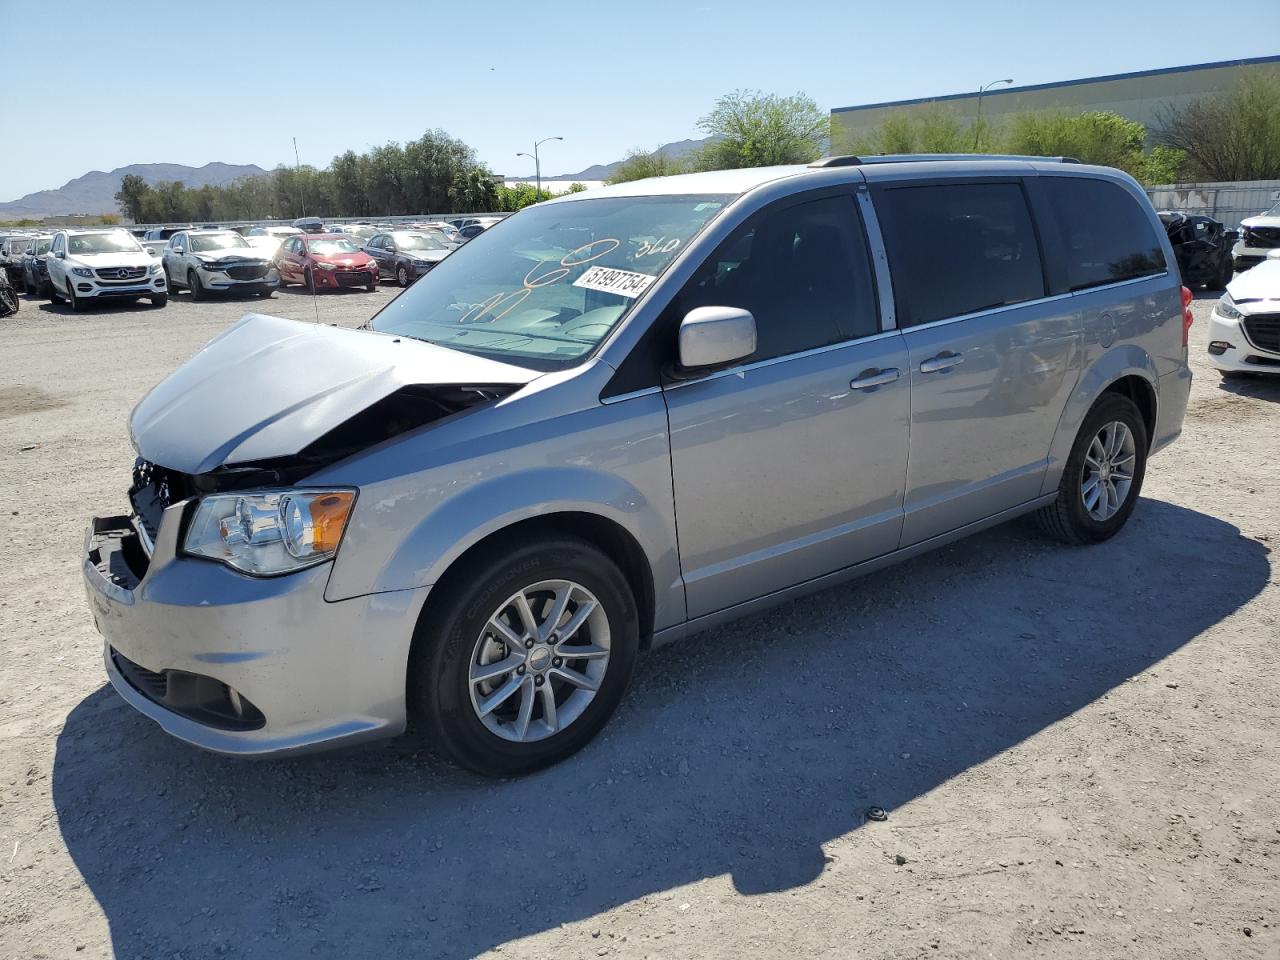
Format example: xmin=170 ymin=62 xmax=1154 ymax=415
xmin=677 ymin=306 xmax=757 ymax=371
xmin=386 ymin=244 xmax=397 ymax=254
xmin=56 ymin=250 xmax=65 ymax=259
xmin=173 ymin=246 xmax=184 ymax=255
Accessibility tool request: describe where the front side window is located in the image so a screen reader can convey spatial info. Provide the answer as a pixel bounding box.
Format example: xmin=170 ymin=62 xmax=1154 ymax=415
xmin=371 ymin=195 xmax=730 ymax=371
xmin=1042 ymin=177 xmax=1166 ymax=290
xmin=877 ymin=181 xmax=1045 ymax=326
xmin=674 ymin=194 xmax=880 ymax=361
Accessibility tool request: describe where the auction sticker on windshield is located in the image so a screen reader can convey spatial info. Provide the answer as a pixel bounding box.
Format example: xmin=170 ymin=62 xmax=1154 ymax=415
xmin=572 ymin=265 xmax=656 ymax=298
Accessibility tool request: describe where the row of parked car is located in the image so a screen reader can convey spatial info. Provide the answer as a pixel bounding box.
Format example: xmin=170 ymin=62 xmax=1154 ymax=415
xmin=0 ymin=215 xmax=504 ymax=310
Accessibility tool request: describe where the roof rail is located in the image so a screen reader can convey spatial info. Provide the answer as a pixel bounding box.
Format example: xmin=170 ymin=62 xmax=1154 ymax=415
xmin=809 ymin=153 xmax=1081 ymax=168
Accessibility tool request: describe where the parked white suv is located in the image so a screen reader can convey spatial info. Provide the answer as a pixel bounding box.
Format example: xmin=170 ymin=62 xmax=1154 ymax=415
xmin=1234 ymin=200 xmax=1280 ymax=271
xmin=47 ymin=229 xmax=167 ymax=310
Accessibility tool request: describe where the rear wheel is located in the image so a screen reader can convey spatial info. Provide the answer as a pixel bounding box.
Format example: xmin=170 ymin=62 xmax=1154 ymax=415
xmin=1035 ymin=394 xmax=1148 ymax=545
xmin=409 ymin=536 xmax=639 ymax=777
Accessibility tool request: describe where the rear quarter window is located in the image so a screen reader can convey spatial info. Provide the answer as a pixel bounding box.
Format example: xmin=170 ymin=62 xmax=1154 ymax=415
xmin=1042 ymin=177 xmax=1166 ymax=290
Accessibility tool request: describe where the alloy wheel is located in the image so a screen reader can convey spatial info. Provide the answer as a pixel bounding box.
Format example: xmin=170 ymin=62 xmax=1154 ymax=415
xmin=1081 ymin=420 xmax=1136 ymax=521
xmin=467 ymin=579 xmax=611 ymax=743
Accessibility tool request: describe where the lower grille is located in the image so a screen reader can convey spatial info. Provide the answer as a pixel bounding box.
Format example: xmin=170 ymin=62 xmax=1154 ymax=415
xmin=1243 ymin=314 xmax=1280 ymax=354
xmin=336 ymin=271 xmax=371 ymax=286
xmin=110 ymin=648 xmax=267 ymax=731
xmin=226 ymin=264 xmax=269 ymax=281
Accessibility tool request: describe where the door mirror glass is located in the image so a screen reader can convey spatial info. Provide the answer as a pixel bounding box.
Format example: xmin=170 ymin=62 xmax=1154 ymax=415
xmin=677 ymin=306 xmax=757 ymax=371
xmin=173 ymin=245 xmax=184 ymax=255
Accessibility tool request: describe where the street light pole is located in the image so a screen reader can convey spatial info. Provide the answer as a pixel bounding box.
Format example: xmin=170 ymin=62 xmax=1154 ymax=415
xmin=973 ymin=79 xmax=1013 ymax=151
xmin=517 ymin=136 xmax=563 ymax=197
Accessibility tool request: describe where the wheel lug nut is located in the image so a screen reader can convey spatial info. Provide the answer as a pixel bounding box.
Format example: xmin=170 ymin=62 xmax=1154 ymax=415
xmin=524 ymin=638 xmax=534 ymax=649
xmin=516 ymin=665 xmax=525 ymax=675
xmin=534 ymin=676 xmax=544 ymax=686
xmin=552 ymin=657 xmax=562 ymax=667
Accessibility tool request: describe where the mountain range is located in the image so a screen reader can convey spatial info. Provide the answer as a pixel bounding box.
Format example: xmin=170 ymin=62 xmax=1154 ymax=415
xmin=1 ymin=140 xmax=712 ymax=220
xmin=0 ymin=162 xmax=267 ymax=220
xmin=547 ymin=138 xmax=710 ymax=181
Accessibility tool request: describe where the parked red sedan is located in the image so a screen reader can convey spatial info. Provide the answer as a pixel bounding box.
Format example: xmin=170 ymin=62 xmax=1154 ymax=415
xmin=275 ymin=234 xmax=378 ymax=292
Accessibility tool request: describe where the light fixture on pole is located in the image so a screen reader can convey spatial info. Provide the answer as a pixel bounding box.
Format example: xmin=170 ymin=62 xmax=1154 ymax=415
xmin=973 ymin=79 xmax=1013 ymax=150
xmin=516 ymin=136 xmax=564 ymax=197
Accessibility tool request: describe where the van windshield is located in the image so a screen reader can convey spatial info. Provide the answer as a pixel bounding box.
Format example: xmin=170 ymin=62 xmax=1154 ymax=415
xmin=370 ymin=194 xmax=730 ymax=370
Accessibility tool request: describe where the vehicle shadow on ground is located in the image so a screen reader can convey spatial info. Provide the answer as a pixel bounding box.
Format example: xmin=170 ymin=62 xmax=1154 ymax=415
xmin=1217 ymin=371 xmax=1280 ymax=401
xmin=53 ymin=500 xmax=1269 ymax=959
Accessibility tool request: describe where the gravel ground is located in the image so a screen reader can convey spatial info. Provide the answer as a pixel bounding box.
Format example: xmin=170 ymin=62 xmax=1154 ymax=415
xmin=0 ymin=284 xmax=1277 ymax=960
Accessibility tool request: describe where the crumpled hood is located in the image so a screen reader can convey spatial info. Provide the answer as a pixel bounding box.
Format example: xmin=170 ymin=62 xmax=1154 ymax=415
xmin=130 ymin=313 xmax=539 ymax=474
xmin=1227 ymin=260 xmax=1280 ymax=307
xmin=195 ymin=250 xmax=272 ymax=266
xmin=1240 ymin=214 xmax=1280 ymax=230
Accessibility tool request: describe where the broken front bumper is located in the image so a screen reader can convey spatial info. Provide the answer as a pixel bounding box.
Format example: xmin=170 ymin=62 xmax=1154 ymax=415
xmin=83 ymin=509 xmax=427 ymax=757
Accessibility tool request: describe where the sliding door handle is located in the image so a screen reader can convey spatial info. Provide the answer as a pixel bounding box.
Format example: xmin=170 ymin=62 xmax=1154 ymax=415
xmin=850 ymin=367 xmax=901 ymax=390
xmin=919 ymin=351 xmax=964 ymax=374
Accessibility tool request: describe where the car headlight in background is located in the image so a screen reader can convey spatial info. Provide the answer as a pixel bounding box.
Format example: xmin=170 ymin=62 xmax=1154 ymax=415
xmin=1216 ymin=294 xmax=1244 ymax=320
xmin=184 ymin=489 xmax=356 ymax=576
xmin=71 ymin=267 xmax=95 ymax=278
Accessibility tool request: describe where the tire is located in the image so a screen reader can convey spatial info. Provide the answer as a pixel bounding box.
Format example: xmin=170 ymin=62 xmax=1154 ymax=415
xmin=257 ymin=289 xmax=274 ymax=298
xmin=189 ymin=270 xmax=206 ymax=301
xmin=48 ymin=277 xmax=63 ymax=304
xmin=150 ymin=294 xmax=167 ymax=307
xmin=66 ymin=279 xmax=84 ymax=313
xmin=396 ymin=264 xmax=410 ymax=288
xmin=409 ymin=535 xmax=639 ymax=777
xmin=0 ymin=285 xmax=18 ymax=317
xmin=1035 ymin=394 xmax=1148 ymax=545
xmin=304 ymin=268 xmax=316 ymax=295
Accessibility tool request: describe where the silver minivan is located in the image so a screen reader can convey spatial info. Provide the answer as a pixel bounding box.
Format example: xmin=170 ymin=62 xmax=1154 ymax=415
xmin=84 ymin=156 xmax=1193 ymax=775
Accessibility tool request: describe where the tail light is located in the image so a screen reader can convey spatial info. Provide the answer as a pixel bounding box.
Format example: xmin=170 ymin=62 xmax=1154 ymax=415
xmin=1180 ymin=285 xmax=1194 ymax=347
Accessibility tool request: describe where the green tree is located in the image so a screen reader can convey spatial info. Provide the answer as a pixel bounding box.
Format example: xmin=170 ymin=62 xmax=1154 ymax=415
xmin=496 ymin=183 xmax=553 ymax=212
xmin=1003 ymin=110 xmax=1147 ymax=171
xmin=114 ymin=174 xmax=151 ymax=222
xmin=842 ymin=106 xmax=977 ymax=155
xmin=450 ymin=168 xmax=500 ymax=212
xmin=565 ymin=182 xmax=587 ymax=194
xmin=606 ymin=147 xmax=687 ymax=184
xmin=1155 ymin=70 xmax=1280 ymax=181
xmin=694 ymin=90 xmax=829 ymax=170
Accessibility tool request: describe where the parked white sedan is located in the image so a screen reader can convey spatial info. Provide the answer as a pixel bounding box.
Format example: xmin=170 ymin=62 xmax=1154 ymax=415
xmin=1206 ymin=252 xmax=1280 ymax=377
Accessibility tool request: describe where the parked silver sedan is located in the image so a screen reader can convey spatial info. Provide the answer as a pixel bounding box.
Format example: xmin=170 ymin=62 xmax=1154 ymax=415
xmin=85 ymin=157 xmax=1191 ymax=776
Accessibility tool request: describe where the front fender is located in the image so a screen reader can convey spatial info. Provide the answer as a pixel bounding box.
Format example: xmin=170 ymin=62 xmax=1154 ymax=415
xmin=1039 ymin=344 xmax=1158 ymax=497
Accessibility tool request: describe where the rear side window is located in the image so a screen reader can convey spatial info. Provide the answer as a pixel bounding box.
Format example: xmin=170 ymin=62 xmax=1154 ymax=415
xmin=877 ymin=182 xmax=1045 ymax=326
xmin=1042 ymin=177 xmax=1166 ymax=290
xmin=678 ymin=194 xmax=880 ymax=360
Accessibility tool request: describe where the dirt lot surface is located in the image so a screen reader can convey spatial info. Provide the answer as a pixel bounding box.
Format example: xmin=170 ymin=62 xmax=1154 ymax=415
xmin=1 ymin=284 xmax=1277 ymax=960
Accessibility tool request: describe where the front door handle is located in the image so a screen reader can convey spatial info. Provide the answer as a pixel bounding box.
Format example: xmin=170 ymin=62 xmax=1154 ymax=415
xmin=919 ymin=351 xmax=964 ymax=374
xmin=850 ymin=367 xmax=901 ymax=390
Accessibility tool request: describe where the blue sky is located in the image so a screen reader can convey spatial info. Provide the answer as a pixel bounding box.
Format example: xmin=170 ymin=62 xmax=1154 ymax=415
xmin=2 ymin=0 xmax=1278 ymax=200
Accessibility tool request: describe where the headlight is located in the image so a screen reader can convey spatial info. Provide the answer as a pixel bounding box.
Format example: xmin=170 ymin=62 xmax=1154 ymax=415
xmin=1216 ymin=294 xmax=1244 ymax=320
xmin=314 ymin=261 xmax=337 ymax=271
xmin=198 ymin=259 xmax=226 ymax=272
xmin=149 ymin=262 xmax=163 ymax=275
xmin=71 ymin=266 xmax=94 ymax=278
xmin=184 ymin=489 xmax=356 ymax=576
xmin=412 ymin=259 xmax=431 ymax=267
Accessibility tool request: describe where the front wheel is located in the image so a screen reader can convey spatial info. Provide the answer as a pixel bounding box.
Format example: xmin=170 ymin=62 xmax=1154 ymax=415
xmin=409 ymin=536 xmax=639 ymax=777
xmin=1035 ymin=394 xmax=1148 ymax=545
xmin=66 ymin=280 xmax=84 ymax=312
xmin=396 ymin=265 xmax=410 ymax=288
xmin=304 ymin=268 xmax=316 ymax=295
xmin=150 ymin=294 xmax=167 ymax=307
xmin=189 ymin=270 xmax=206 ymax=301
